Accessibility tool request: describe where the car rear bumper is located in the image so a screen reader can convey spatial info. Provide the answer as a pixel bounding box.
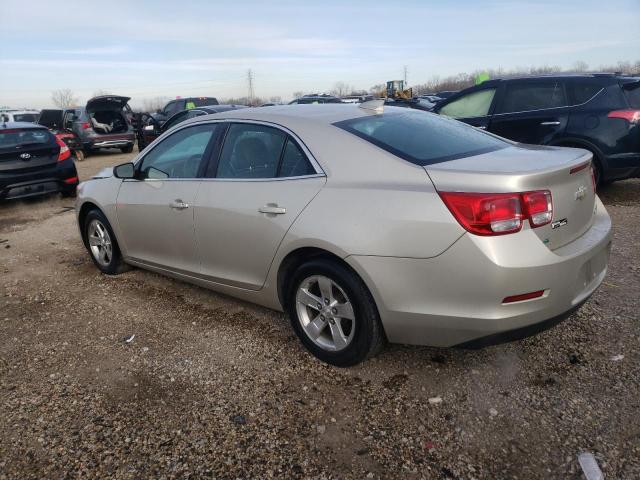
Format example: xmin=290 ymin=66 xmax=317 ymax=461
xmin=0 ymin=158 xmax=78 ymax=200
xmin=85 ymin=134 xmax=135 ymax=150
xmin=346 ymin=197 xmax=612 ymax=347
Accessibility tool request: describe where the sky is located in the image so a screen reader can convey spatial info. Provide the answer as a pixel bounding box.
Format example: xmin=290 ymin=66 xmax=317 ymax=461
xmin=1 ymin=0 xmax=639 ymax=109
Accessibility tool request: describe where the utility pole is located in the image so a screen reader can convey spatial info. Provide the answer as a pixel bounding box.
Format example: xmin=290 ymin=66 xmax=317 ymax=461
xmin=247 ymin=69 xmax=255 ymax=106
xmin=403 ymin=65 xmax=408 ymax=87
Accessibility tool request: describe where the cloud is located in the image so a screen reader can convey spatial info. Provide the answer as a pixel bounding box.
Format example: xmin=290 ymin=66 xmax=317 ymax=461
xmin=45 ymin=45 xmax=131 ymax=55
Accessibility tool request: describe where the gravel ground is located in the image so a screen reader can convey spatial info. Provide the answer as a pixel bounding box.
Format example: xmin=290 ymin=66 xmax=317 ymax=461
xmin=0 ymin=151 xmax=638 ymax=479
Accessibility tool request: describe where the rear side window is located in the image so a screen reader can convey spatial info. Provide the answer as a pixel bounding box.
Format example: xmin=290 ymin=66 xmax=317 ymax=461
xmin=216 ymin=124 xmax=286 ymax=179
xmin=12 ymin=113 xmax=38 ymax=122
xmin=497 ymin=82 xmax=567 ymax=113
xmin=0 ymin=129 xmax=53 ymax=151
xmin=622 ymin=81 xmax=640 ymax=108
xmin=334 ymin=111 xmax=507 ymax=166
xmin=279 ymin=139 xmax=315 ymax=177
xmin=569 ymin=82 xmax=603 ymax=105
xmin=439 ymin=89 xmax=496 ymax=118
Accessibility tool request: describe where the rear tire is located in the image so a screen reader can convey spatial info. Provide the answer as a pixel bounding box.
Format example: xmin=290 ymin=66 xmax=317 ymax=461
xmin=83 ymin=209 xmax=130 ymax=275
xmin=286 ymin=259 xmax=384 ymax=366
xmin=121 ymin=145 xmax=133 ymax=154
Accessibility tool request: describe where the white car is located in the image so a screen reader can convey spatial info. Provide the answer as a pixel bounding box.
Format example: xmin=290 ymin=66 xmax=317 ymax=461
xmin=0 ymin=109 xmax=40 ymax=123
xmin=76 ymin=102 xmax=611 ymax=366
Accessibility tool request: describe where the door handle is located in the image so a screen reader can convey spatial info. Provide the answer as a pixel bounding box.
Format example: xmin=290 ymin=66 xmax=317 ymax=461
xmin=170 ymin=199 xmax=189 ymax=210
xmin=259 ymin=205 xmax=286 ymax=215
xmin=540 ymin=121 xmax=561 ymax=126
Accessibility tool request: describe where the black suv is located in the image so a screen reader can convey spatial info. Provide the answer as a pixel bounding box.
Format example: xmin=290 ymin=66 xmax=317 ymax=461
xmin=433 ymin=74 xmax=640 ymax=184
xmin=151 ymin=97 xmax=219 ymax=125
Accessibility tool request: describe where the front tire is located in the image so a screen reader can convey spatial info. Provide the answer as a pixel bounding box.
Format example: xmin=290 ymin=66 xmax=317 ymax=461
xmin=287 ymin=259 xmax=384 ymax=366
xmin=83 ymin=209 xmax=129 ymax=275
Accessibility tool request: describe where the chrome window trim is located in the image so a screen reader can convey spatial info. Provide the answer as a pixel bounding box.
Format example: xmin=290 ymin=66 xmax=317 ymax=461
xmin=492 ymin=86 xmax=604 ymax=117
xmin=132 ymin=117 xmax=325 ymax=181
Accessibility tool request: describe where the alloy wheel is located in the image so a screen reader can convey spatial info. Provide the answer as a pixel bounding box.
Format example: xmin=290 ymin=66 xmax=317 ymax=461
xmin=87 ymin=219 xmax=113 ymax=267
xmin=295 ymin=275 xmax=356 ymax=352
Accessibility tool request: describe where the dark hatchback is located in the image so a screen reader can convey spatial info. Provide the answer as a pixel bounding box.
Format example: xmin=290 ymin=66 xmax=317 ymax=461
xmin=433 ymin=74 xmax=640 ymax=184
xmin=0 ymin=122 xmax=78 ymax=200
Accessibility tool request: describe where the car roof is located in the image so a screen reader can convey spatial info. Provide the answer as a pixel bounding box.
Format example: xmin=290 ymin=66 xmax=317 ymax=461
xmin=0 ymin=121 xmax=48 ymax=130
xmin=181 ymin=103 xmax=400 ymax=129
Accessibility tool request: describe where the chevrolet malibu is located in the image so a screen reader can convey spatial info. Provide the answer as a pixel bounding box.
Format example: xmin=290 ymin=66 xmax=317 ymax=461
xmin=76 ymin=103 xmax=611 ymax=366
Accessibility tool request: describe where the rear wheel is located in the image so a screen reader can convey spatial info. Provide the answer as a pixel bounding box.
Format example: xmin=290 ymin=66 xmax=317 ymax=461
xmin=287 ymin=259 xmax=384 ymax=366
xmin=83 ymin=209 xmax=129 ymax=275
xmin=121 ymin=145 xmax=133 ymax=154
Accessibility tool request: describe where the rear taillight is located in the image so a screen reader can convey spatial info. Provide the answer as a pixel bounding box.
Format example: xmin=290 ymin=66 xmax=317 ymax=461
xmin=522 ymin=190 xmax=553 ymax=227
xmin=81 ymin=122 xmax=91 ymax=129
xmin=439 ymin=190 xmax=553 ymax=236
xmin=55 ymin=137 xmax=71 ymax=162
xmin=607 ymin=109 xmax=640 ymax=124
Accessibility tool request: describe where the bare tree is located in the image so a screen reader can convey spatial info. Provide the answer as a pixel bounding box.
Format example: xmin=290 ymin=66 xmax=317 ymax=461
xmin=51 ymin=89 xmax=79 ymax=108
xmin=369 ymin=84 xmax=385 ymax=95
xmin=269 ymin=95 xmax=282 ymax=104
xmin=292 ymin=91 xmax=304 ymax=100
xmin=330 ymin=81 xmax=352 ymax=97
xmin=572 ymin=61 xmax=589 ymax=72
xmin=141 ymin=96 xmax=169 ymax=113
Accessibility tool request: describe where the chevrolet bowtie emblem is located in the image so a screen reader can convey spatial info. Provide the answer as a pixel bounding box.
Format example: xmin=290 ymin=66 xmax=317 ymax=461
xmin=575 ymin=185 xmax=587 ymax=201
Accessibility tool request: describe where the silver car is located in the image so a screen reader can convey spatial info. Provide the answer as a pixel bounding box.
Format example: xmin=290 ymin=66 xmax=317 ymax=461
xmin=76 ymin=103 xmax=612 ymax=366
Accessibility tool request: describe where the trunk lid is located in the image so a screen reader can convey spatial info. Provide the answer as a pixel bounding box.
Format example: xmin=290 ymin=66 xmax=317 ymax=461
xmin=86 ymin=95 xmax=131 ymax=112
xmin=425 ymin=144 xmax=596 ymax=250
xmin=0 ymin=127 xmax=59 ymax=172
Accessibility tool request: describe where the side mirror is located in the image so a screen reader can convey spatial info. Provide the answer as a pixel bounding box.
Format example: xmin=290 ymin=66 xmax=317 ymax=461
xmin=113 ymin=162 xmax=136 ymax=179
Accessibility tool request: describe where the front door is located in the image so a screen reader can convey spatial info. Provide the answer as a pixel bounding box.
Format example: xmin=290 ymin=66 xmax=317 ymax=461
xmin=195 ymin=122 xmax=325 ymax=290
xmin=437 ymin=87 xmax=498 ymax=131
xmin=116 ymin=123 xmax=218 ymax=273
xmin=489 ymin=80 xmax=569 ymax=144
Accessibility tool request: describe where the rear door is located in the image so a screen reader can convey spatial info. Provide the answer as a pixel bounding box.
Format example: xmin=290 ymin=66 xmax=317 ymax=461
xmin=194 ymin=122 xmax=325 ymax=290
xmin=116 ymin=123 xmax=220 ymax=272
xmin=436 ymin=86 xmax=498 ymax=130
xmin=489 ymin=79 xmax=570 ymax=144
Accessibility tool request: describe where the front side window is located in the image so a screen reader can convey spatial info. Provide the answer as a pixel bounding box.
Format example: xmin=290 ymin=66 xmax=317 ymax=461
xmin=162 ymin=111 xmax=190 ymax=131
xmin=439 ymin=89 xmax=496 ymax=118
xmin=335 ymin=111 xmax=507 ymax=166
xmin=216 ymin=124 xmax=286 ymax=179
xmin=497 ymin=82 xmax=567 ymax=113
xmin=139 ymin=124 xmax=216 ymax=179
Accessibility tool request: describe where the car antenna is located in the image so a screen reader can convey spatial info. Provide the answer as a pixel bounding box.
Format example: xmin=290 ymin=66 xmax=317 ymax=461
xmin=358 ymin=99 xmax=385 ymax=114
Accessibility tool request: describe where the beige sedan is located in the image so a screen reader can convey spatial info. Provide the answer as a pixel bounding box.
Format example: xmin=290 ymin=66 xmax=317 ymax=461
xmin=76 ymin=103 xmax=611 ymax=366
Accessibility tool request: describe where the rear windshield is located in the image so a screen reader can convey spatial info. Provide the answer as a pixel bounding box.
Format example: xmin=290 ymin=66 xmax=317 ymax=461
xmin=0 ymin=129 xmax=53 ymax=151
xmin=334 ymin=111 xmax=507 ymax=165
xmin=622 ymin=81 xmax=640 ymax=108
xmin=191 ymin=97 xmax=218 ymax=107
xmin=12 ymin=113 xmax=39 ymax=123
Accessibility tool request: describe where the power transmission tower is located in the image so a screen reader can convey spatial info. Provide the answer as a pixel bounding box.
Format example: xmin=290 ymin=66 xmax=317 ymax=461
xmin=247 ymin=69 xmax=255 ymax=106
xmin=403 ymin=65 xmax=408 ymax=86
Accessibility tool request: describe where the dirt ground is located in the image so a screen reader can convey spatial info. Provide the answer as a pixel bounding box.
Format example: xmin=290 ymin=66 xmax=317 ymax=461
xmin=1 ymin=150 xmax=638 ymax=479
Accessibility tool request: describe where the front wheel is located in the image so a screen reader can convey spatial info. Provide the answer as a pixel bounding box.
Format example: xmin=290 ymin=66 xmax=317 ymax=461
xmin=83 ymin=209 xmax=129 ymax=275
xmin=120 ymin=145 xmax=133 ymax=154
xmin=287 ymin=259 xmax=384 ymax=366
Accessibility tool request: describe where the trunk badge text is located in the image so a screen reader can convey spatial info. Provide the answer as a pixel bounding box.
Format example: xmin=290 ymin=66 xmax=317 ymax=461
xmin=574 ymin=185 xmax=587 ymax=201
xmin=551 ymin=218 xmax=568 ymax=229
xmin=19 ymin=153 xmax=31 ymax=160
